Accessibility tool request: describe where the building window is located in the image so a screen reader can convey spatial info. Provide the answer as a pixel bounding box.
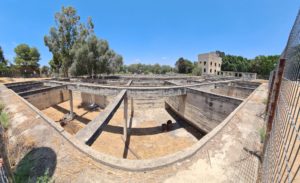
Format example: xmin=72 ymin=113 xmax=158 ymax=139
xmin=204 ymin=68 xmax=206 ymax=73
xmin=214 ymin=70 xmax=216 ymax=73
xmin=210 ymin=69 xmax=212 ymax=73
xmin=219 ymin=64 xmax=221 ymax=67
xmin=204 ymin=61 xmax=206 ymax=65
xmin=215 ymin=63 xmax=217 ymax=66
xmin=210 ymin=62 xmax=212 ymax=66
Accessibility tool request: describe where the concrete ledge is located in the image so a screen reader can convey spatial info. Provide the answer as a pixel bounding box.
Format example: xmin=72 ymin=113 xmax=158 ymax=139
xmin=43 ymin=79 xmax=242 ymax=98
xmin=18 ymin=85 xmax=67 ymax=96
xmin=75 ymin=90 xmax=127 ymax=145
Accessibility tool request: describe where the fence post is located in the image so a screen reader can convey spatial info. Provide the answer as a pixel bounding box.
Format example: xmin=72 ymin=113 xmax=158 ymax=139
xmin=263 ymin=59 xmax=286 ymax=156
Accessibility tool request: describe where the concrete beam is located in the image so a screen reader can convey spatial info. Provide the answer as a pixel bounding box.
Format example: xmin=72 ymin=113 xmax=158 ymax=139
xmin=75 ymin=90 xmax=127 ymax=145
xmin=123 ymin=94 xmax=128 ymax=140
xmin=7 ymin=82 xmax=44 ymax=93
xmin=125 ymin=80 xmax=132 ymax=86
xmin=18 ymin=85 xmax=67 ymax=97
xmin=186 ymin=88 xmax=244 ymax=102
xmin=69 ymin=90 xmax=74 ymax=117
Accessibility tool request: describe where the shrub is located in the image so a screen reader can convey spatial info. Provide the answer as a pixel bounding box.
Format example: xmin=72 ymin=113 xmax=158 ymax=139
xmin=0 ymin=111 xmax=9 ymax=129
xmin=259 ymin=127 xmax=266 ymax=143
xmin=0 ymin=102 xmax=4 ymax=112
xmin=36 ymin=169 xmax=52 ymax=183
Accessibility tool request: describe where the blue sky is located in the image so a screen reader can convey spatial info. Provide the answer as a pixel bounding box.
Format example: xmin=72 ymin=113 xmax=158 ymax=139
xmin=0 ymin=0 xmax=298 ymax=66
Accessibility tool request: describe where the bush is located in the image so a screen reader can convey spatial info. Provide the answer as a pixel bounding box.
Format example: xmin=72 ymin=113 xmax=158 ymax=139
xmin=259 ymin=127 xmax=266 ymax=143
xmin=0 ymin=111 xmax=9 ymax=129
xmin=0 ymin=102 xmax=4 ymax=112
xmin=36 ymin=169 xmax=52 ymax=183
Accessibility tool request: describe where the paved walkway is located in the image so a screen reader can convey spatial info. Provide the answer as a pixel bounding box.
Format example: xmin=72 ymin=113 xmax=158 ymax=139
xmin=0 ymin=83 xmax=267 ymax=182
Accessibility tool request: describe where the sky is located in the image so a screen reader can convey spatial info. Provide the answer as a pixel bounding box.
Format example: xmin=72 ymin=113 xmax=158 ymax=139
xmin=0 ymin=0 xmax=299 ymax=66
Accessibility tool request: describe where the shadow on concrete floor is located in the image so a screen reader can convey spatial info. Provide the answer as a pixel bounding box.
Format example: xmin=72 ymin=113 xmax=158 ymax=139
xmin=165 ymin=105 xmax=205 ymax=140
xmin=52 ymin=105 xmax=91 ymax=124
xmin=14 ymin=147 xmax=57 ymax=183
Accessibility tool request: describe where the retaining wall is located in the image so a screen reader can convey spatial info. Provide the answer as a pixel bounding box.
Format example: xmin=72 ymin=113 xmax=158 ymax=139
xmin=23 ymin=87 xmax=70 ymax=110
xmin=166 ymin=88 xmax=242 ymax=133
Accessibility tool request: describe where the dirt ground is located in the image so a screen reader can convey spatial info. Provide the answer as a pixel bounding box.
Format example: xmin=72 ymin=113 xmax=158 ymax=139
xmin=91 ymin=107 xmax=201 ymax=159
xmin=0 ymin=77 xmax=48 ymax=84
xmin=41 ymin=99 xmax=100 ymax=134
xmin=41 ymin=97 xmax=201 ymax=159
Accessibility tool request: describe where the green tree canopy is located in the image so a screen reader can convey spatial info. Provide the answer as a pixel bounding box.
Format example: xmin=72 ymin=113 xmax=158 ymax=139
xmin=70 ymin=35 xmax=123 ymax=77
xmin=250 ymin=55 xmax=279 ymax=77
xmin=45 ymin=6 xmax=122 ymax=77
xmin=14 ymin=44 xmax=40 ymax=76
xmin=0 ymin=46 xmax=9 ymax=75
xmin=0 ymin=46 xmax=7 ymax=65
xmin=125 ymin=63 xmax=173 ymax=74
xmin=44 ymin=6 xmax=85 ymax=77
xmin=175 ymin=57 xmax=193 ymax=73
xmin=40 ymin=66 xmax=50 ymax=76
xmin=216 ymin=50 xmax=279 ymax=78
xmin=192 ymin=62 xmax=202 ymax=76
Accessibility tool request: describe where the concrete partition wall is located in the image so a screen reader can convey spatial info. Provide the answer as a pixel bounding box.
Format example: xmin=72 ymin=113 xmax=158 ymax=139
xmin=79 ymin=92 xmax=110 ymax=109
xmin=166 ymin=89 xmax=242 ymax=133
xmin=23 ymin=88 xmax=70 ymax=110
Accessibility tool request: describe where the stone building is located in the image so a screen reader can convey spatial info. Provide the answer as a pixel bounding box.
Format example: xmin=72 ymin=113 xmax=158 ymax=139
xmin=198 ymin=52 xmax=222 ymax=75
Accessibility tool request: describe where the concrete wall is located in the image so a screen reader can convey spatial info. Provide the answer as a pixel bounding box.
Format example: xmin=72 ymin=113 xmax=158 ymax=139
xmin=217 ymin=71 xmax=257 ymax=80
xmin=166 ymin=89 xmax=242 ymax=133
xmin=193 ymin=83 xmax=255 ymax=99
xmin=75 ymin=92 xmax=111 ymax=109
xmin=133 ymin=97 xmax=166 ymax=109
xmin=23 ymin=88 xmax=70 ymax=110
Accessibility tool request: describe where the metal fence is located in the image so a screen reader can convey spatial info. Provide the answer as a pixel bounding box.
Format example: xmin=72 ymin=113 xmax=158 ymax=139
xmin=262 ymin=10 xmax=300 ymax=183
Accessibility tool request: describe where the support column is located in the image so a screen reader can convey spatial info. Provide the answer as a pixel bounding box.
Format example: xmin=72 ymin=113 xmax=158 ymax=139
xmin=123 ymin=94 xmax=128 ymax=140
xmin=69 ymin=90 xmax=74 ymax=117
xmin=131 ymin=97 xmax=134 ymax=117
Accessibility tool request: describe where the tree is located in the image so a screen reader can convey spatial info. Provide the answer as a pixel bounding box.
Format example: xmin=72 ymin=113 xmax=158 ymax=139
xmin=70 ymin=35 xmax=123 ymax=77
xmin=250 ymin=55 xmax=279 ymax=78
xmin=44 ymin=6 xmax=82 ymax=77
xmin=14 ymin=44 xmax=40 ymax=76
xmin=40 ymin=66 xmax=50 ymax=76
xmin=0 ymin=46 xmax=7 ymax=65
xmin=192 ymin=62 xmax=202 ymax=76
xmin=175 ymin=57 xmax=193 ymax=73
xmin=0 ymin=46 xmax=8 ymax=75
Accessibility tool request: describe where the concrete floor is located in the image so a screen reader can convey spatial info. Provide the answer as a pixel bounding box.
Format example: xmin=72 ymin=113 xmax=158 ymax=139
xmin=41 ymin=99 xmax=100 ymax=135
xmin=91 ymin=107 xmax=201 ymax=159
xmin=41 ymin=99 xmax=201 ymax=159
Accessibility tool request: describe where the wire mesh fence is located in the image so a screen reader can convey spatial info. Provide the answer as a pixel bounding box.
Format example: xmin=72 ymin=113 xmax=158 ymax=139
xmin=262 ymin=10 xmax=300 ymax=183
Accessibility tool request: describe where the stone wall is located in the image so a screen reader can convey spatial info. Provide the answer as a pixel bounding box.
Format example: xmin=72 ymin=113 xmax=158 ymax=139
xmin=166 ymin=89 xmax=242 ymax=133
xmin=23 ymin=88 xmax=69 ymax=110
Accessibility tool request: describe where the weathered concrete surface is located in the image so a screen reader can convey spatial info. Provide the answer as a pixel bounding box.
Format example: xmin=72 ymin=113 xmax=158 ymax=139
xmin=166 ymin=88 xmax=242 ymax=133
xmin=164 ymin=83 xmax=267 ymax=183
xmin=43 ymin=79 xmax=242 ymax=98
xmin=6 ymin=81 xmax=44 ymax=93
xmin=75 ymin=90 xmax=127 ymax=145
xmin=21 ymin=86 xmax=70 ymax=110
xmin=0 ymin=82 xmax=267 ymax=182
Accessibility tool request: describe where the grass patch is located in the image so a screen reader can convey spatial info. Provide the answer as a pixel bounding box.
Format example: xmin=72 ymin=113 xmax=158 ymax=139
xmin=36 ymin=169 xmax=52 ymax=183
xmin=262 ymin=98 xmax=268 ymax=105
xmin=0 ymin=102 xmax=4 ymax=112
xmin=259 ymin=127 xmax=266 ymax=143
xmin=0 ymin=111 xmax=9 ymax=129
